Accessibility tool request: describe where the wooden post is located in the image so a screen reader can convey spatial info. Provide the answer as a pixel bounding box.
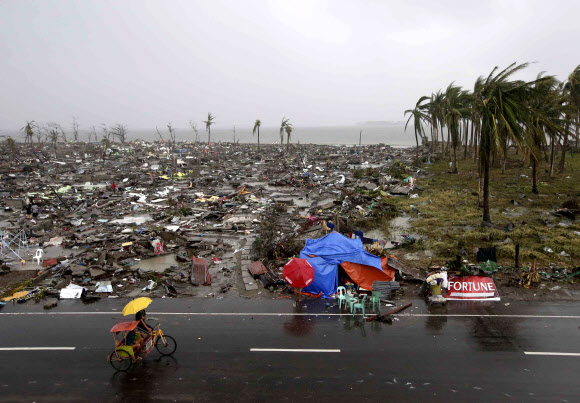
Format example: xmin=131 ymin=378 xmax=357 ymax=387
xmin=515 ymin=244 xmax=520 ymax=269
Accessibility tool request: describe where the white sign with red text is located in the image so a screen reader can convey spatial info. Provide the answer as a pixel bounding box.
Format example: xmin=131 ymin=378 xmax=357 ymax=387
xmin=442 ymin=275 xmax=500 ymax=301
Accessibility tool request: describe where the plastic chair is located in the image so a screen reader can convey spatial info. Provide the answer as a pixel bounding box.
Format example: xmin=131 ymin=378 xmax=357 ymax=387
xmin=345 ymin=293 xmax=357 ymax=313
xmin=32 ymin=249 xmax=43 ymax=265
xmin=370 ymin=291 xmax=382 ymax=312
xmin=352 ymin=294 xmax=367 ymax=318
xmin=336 ymin=286 xmax=347 ymax=310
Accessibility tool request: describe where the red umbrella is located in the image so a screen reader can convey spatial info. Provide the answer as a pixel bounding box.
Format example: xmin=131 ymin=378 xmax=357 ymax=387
xmin=283 ymin=258 xmax=315 ymax=288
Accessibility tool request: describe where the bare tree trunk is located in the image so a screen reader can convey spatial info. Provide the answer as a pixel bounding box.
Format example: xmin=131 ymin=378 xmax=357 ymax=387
xmin=463 ymin=120 xmax=468 ymax=160
xmin=501 ymin=136 xmax=507 ymax=174
xmin=549 ymin=135 xmax=555 ymax=178
xmin=414 ymin=132 xmax=419 ymax=165
xmin=473 ymin=124 xmax=478 ymax=162
xmin=532 ymin=157 xmax=538 ymax=194
xmin=441 ymin=124 xmax=445 ymax=155
xmin=482 ymin=156 xmax=491 ymax=223
xmin=576 ymin=113 xmax=580 ymax=148
xmin=559 ymin=125 xmax=568 ymax=173
xmin=447 ymin=131 xmax=451 ymax=161
xmin=452 ymin=143 xmax=458 ymax=173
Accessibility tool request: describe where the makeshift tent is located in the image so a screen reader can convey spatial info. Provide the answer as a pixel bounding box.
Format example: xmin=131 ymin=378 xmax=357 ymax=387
xmin=299 ymin=232 xmax=395 ymax=298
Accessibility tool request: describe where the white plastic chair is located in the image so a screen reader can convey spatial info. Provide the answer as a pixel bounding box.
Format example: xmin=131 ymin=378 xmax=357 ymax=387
xmin=32 ymin=249 xmax=43 ymax=265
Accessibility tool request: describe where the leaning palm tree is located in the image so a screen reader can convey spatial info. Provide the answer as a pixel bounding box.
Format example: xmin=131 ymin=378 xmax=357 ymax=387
xmin=560 ymin=64 xmax=580 ymax=171
xmin=203 ymin=113 xmax=215 ymax=144
xmin=404 ymin=96 xmax=429 ymax=165
xmin=285 ymin=122 xmax=293 ymax=152
xmin=527 ymin=73 xmax=572 ymax=191
xmin=429 ymin=91 xmax=446 ymax=153
xmin=279 ymin=117 xmax=289 ymax=145
xmin=443 ymin=84 xmax=468 ymax=173
xmin=474 ymin=62 xmax=547 ymax=223
xmin=253 ymin=119 xmax=261 ymax=150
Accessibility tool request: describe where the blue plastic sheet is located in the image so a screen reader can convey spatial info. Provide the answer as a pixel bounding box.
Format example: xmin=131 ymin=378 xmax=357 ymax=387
xmin=299 ymin=232 xmax=384 ymax=298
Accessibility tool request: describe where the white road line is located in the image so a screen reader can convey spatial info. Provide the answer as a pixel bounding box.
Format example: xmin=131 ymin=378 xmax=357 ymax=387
xmin=0 ymin=347 xmax=76 ymax=351
xmin=251 ymin=348 xmax=340 ymax=353
xmin=524 ymin=352 xmax=580 ymax=357
xmin=1 ymin=312 xmax=580 ymax=319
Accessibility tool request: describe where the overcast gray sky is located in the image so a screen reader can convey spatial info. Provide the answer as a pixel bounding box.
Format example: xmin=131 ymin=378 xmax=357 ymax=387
xmin=1 ymin=0 xmax=578 ymax=131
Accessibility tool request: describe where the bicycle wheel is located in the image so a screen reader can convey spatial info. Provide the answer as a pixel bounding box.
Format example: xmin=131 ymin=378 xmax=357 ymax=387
xmin=109 ymin=350 xmax=133 ymax=371
xmin=155 ymin=335 xmax=177 ymax=356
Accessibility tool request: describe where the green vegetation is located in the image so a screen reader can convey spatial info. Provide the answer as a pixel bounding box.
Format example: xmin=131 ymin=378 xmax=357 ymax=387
xmin=391 ymin=152 xmax=580 ymax=268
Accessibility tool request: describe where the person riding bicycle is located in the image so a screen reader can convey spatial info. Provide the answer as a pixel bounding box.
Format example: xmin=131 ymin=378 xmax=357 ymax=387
xmin=136 ymin=309 xmax=153 ymax=333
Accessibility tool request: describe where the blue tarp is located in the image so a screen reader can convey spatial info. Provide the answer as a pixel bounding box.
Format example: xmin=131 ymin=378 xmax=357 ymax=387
xmin=299 ymin=232 xmax=384 ymax=298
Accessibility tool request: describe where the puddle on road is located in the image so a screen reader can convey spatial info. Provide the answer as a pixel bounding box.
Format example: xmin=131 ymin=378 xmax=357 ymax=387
xmin=133 ymin=253 xmax=178 ymax=272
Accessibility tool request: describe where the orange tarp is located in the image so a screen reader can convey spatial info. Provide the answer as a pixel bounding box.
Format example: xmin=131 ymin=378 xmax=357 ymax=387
xmin=341 ymin=257 xmax=395 ymax=290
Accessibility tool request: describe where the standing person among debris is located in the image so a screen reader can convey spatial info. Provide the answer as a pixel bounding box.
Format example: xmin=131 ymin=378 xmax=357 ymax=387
xmin=293 ymin=287 xmax=303 ymax=308
xmin=112 ymin=182 xmax=117 ymax=193
xmin=26 ymin=202 xmax=33 ymax=219
xmin=31 ymin=203 xmax=39 ymax=219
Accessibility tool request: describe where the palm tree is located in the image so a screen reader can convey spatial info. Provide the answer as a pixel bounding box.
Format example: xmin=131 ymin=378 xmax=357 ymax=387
xmin=528 ymin=73 xmax=559 ymax=193
xmin=404 ymin=96 xmax=429 ymax=165
xmin=560 ymin=64 xmax=580 ymax=171
xmin=253 ymin=119 xmax=261 ymax=150
xmin=474 ymin=62 xmax=546 ymax=223
xmin=203 ymin=113 xmax=215 ymax=144
xmin=285 ymin=122 xmax=293 ymax=151
xmin=20 ymin=121 xmax=35 ymax=146
xmin=279 ymin=117 xmax=289 ymax=145
xmin=427 ymin=91 xmax=446 ymax=153
xmin=443 ymin=84 xmax=467 ymax=173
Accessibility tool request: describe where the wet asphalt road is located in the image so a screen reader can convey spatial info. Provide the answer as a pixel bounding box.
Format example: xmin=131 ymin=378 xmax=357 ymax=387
xmin=1 ymin=297 xmax=579 ymax=402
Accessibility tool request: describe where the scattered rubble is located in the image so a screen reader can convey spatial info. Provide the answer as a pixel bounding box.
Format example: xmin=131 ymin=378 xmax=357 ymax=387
xmin=2 ymin=140 xmax=574 ymax=304
xmin=1 ymin=141 xmax=426 ymax=303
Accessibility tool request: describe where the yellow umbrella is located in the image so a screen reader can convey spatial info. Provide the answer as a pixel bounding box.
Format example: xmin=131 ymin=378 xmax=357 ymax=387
xmin=122 ymin=297 xmax=152 ymax=316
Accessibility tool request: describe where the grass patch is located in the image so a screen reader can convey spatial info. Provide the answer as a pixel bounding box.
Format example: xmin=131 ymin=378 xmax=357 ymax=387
xmin=392 ymin=149 xmax=580 ymax=268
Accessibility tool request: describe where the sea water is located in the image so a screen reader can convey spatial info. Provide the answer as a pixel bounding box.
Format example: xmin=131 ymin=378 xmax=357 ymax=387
xmin=129 ymin=125 xmax=415 ymax=146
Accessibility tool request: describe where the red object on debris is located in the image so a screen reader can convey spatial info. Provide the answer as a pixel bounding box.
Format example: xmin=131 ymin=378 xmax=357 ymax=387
xmin=442 ymin=276 xmax=500 ymax=301
xmin=248 ymin=261 xmax=267 ymax=276
xmin=283 ymin=258 xmax=315 ymax=288
xmin=191 ymin=257 xmax=211 ymax=286
xmin=42 ymin=258 xmax=61 ymax=267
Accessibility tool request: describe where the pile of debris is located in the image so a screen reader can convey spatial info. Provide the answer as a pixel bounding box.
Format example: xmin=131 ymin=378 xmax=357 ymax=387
xmin=0 ymin=140 xmax=424 ymax=301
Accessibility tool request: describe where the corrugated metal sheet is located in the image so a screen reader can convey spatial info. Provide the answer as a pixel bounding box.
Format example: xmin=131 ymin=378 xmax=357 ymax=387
xmin=372 ymin=281 xmax=400 ymax=299
xmin=248 ymin=261 xmax=267 ymax=276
